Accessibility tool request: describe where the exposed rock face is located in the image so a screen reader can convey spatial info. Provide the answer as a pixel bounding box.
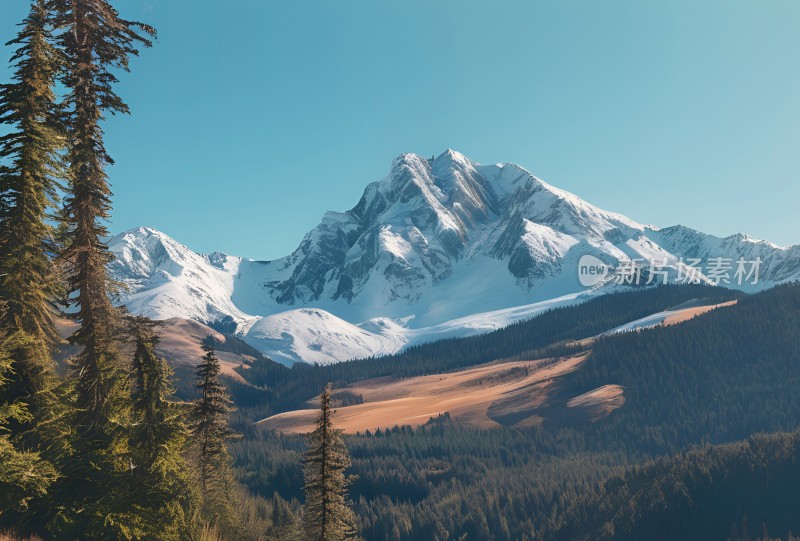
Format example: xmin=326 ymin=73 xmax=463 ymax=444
xmin=107 ymin=150 xmax=800 ymax=364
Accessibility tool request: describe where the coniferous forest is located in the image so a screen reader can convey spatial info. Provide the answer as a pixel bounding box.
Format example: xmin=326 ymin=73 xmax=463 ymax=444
xmin=2 ymin=2 xmax=800 ymax=541
xmin=0 ymin=2 xmax=354 ymax=539
xmin=231 ymin=283 xmax=800 ymax=541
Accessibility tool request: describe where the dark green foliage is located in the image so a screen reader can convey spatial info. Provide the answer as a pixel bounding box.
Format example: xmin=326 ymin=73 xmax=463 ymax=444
xmin=551 ymin=431 xmax=800 ymax=541
xmin=0 ymin=0 xmax=65 ymax=531
xmin=53 ymin=0 xmax=155 ymax=427
xmin=566 ymin=282 xmax=800 ymax=453
xmin=124 ymin=315 xmax=195 ymax=540
xmin=236 ymin=421 xmax=623 ymax=541
xmin=0 ymin=0 xmax=63 ymax=351
xmin=33 ymin=1 xmax=157 ymax=537
xmin=240 ymin=423 xmax=800 ymax=541
xmin=0 ymin=3 xmax=285 ymax=539
xmin=203 ymin=332 xmax=268 ymax=361
xmin=303 ymin=384 xmax=358 ymax=541
xmin=192 ymin=346 xmax=239 ymax=530
xmin=0 ymin=328 xmax=59 ymax=517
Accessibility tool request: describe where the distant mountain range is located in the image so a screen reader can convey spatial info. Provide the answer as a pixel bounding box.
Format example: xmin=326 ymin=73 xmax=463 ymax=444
xmin=108 ymin=150 xmax=800 ymax=364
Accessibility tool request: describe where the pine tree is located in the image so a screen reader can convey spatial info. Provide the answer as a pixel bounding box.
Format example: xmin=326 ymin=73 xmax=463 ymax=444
xmin=0 ymin=0 xmax=65 ymax=434
xmin=46 ymin=1 xmax=155 ymax=536
xmin=0 ymin=0 xmax=67 ymax=531
xmin=303 ymin=384 xmax=358 ymax=541
xmin=192 ymin=345 xmax=238 ymax=530
xmin=121 ymin=315 xmax=195 ymax=540
xmin=271 ymin=492 xmax=284 ymax=529
xmin=53 ymin=0 xmax=155 ymax=429
xmin=0 ymin=318 xmax=58 ymax=517
xmin=269 ymin=491 xmax=299 ymax=540
xmin=0 ymin=0 xmax=63 ymax=351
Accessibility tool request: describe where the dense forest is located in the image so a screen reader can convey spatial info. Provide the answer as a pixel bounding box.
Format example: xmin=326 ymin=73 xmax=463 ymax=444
xmin=567 ymin=282 xmax=800 ymax=452
xmin=235 ymin=423 xmax=800 ymax=541
xmin=234 ymin=283 xmax=800 ymax=540
xmin=551 ymin=430 xmax=800 ymax=541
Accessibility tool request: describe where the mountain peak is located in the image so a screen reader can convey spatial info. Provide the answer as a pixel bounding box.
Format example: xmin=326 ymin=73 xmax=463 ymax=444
xmin=127 ymin=225 xmax=163 ymax=237
xmin=106 ymin=150 xmax=800 ymax=363
xmin=435 ymin=148 xmax=472 ymax=166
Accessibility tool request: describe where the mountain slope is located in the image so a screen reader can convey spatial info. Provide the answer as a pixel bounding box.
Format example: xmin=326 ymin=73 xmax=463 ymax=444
xmin=109 ymin=227 xmax=252 ymax=325
xmin=108 ymin=150 xmax=800 ymax=364
xmin=238 ymin=284 xmax=743 ymax=416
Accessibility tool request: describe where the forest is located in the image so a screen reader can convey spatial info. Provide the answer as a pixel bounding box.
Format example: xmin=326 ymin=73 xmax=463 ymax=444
xmin=2 ymin=1 xmax=800 ymax=540
xmin=233 ymin=283 xmax=800 ymax=541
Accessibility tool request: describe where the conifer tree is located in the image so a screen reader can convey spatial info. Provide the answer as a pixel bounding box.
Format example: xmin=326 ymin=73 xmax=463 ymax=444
xmin=53 ymin=0 xmax=155 ymax=429
xmin=0 ymin=0 xmax=65 ymax=441
xmin=192 ymin=345 xmax=238 ymax=529
xmin=303 ymin=384 xmax=358 ymax=541
xmin=46 ymin=1 xmax=155 ymax=535
xmin=0 ymin=321 xmax=58 ymax=517
xmin=0 ymin=0 xmax=63 ymax=344
xmin=0 ymin=1 xmax=67 ymax=531
xmin=122 ymin=315 xmax=195 ymax=540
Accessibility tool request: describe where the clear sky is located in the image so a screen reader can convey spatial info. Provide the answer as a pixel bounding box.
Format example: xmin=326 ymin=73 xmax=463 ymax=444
xmin=1 ymin=1 xmax=798 ymax=260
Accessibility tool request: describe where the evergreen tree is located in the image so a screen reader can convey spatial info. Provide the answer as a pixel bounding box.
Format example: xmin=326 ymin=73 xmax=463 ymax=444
xmin=0 ymin=0 xmax=63 ymax=352
xmin=0 ymin=320 xmax=58 ymax=518
xmin=46 ymin=1 xmax=155 ymax=536
xmin=53 ymin=0 xmax=155 ymax=430
xmin=303 ymin=383 xmax=358 ymax=541
xmin=0 ymin=0 xmax=67 ymax=531
xmin=192 ymin=345 xmax=238 ymax=529
xmin=122 ymin=315 xmax=195 ymax=540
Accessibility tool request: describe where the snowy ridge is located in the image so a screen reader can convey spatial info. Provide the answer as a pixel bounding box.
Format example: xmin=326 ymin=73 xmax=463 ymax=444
xmin=108 ymin=227 xmax=254 ymax=326
xmin=108 ymin=150 xmax=800 ymax=364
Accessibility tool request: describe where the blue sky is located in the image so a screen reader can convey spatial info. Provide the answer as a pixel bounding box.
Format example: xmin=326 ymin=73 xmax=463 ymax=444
xmin=1 ymin=1 xmax=798 ymax=259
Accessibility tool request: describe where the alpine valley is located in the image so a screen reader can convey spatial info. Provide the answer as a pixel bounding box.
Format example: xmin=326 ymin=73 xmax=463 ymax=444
xmin=108 ymin=150 xmax=800 ymax=365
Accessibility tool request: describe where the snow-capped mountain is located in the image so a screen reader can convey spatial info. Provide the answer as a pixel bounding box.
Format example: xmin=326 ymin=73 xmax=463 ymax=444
xmin=109 ymin=150 xmax=800 ymax=365
xmin=108 ymin=227 xmax=251 ymax=325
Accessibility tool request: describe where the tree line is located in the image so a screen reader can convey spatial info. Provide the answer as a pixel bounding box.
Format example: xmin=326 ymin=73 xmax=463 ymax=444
xmin=0 ymin=2 xmax=359 ymax=540
xmin=238 ymin=283 xmax=800 ymax=540
xmin=237 ymin=283 xmax=743 ymax=421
